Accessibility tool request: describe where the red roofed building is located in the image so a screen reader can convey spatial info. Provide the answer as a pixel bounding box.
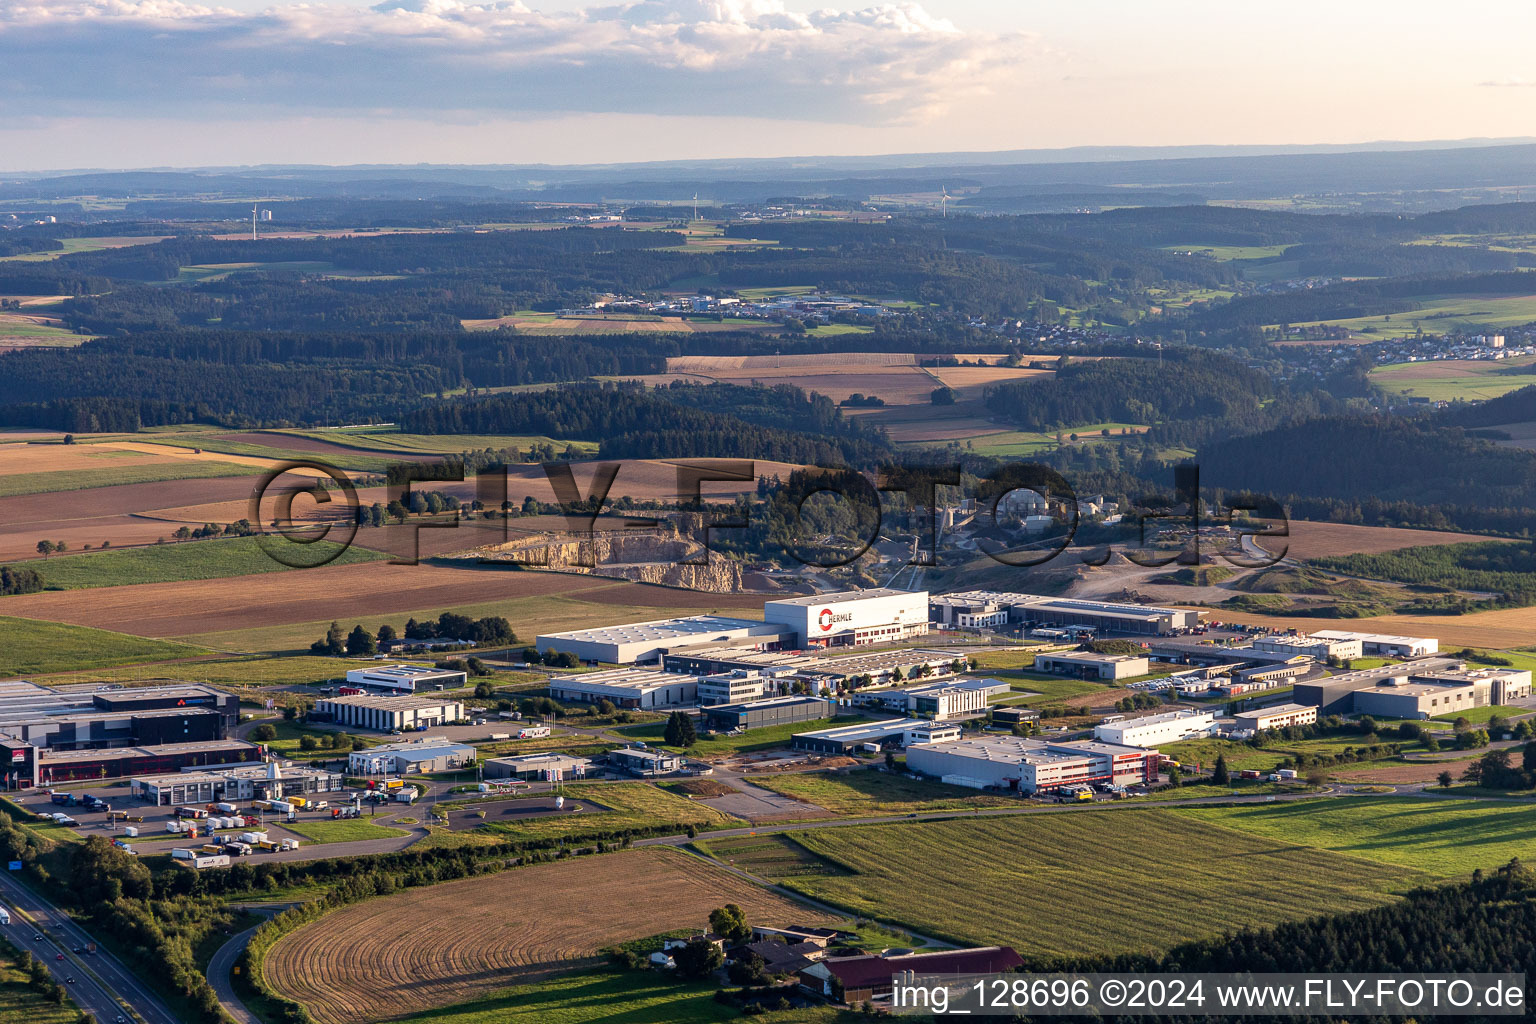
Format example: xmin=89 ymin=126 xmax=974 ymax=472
xmin=799 ymin=946 xmax=1025 ymax=1004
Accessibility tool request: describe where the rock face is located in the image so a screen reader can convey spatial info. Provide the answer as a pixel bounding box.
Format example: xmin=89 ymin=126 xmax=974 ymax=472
xmin=458 ymin=514 xmax=744 ymax=593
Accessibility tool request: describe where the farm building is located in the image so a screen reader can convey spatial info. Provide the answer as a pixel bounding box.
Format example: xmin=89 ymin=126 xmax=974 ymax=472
xmin=348 ymin=739 xmax=476 ymax=775
xmin=312 ymin=694 xmax=465 ymax=732
xmin=535 ymin=615 xmax=788 ymax=665
xmin=547 ymin=668 xmax=698 ymax=709
xmin=905 ymin=736 xmax=1159 ymax=794
xmin=344 ymin=665 xmax=467 ymax=694
xmin=1310 ymin=630 xmax=1439 ymax=658
xmin=790 ymin=718 xmax=956 ymax=754
xmin=1231 ymin=703 xmax=1318 ymax=733
xmin=930 ymin=591 xmax=1201 ymax=635
xmin=702 ymin=695 xmax=834 ymax=732
xmin=763 ymin=588 xmax=930 ymax=648
xmin=1094 ymin=709 xmax=1216 ymax=748
xmin=799 ymin=946 xmax=1025 ymax=1004
xmin=482 ymin=752 xmax=593 ymax=780
xmin=1252 ymin=634 xmax=1364 ymax=661
xmin=608 ymin=747 xmax=682 ymax=776
xmin=1033 ymin=651 xmax=1150 ymax=680
xmin=696 ymin=670 xmax=770 ymax=706
xmin=130 ymin=760 xmax=343 ymax=806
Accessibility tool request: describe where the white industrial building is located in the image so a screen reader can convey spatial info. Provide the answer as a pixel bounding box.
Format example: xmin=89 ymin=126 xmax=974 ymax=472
xmin=1252 ymin=635 xmax=1364 ymax=661
xmin=1033 ymin=651 xmax=1151 ymax=680
xmin=792 ymin=718 xmax=958 ymax=753
xmin=535 ymin=615 xmax=787 ymax=665
xmin=348 ymin=738 xmax=476 ymax=775
xmin=861 ymin=680 xmax=997 ymax=720
xmin=1094 ymin=709 xmax=1216 ymax=747
xmin=930 ymin=591 xmax=1202 ymax=636
xmin=1311 ymin=630 xmax=1439 ymax=658
xmin=130 ymin=761 xmax=343 ymax=806
xmin=547 ymin=668 xmax=697 ymax=709
xmin=313 ymin=694 xmax=465 ymax=732
xmin=763 ymin=589 xmax=930 ymax=648
xmin=1232 ymin=703 xmax=1318 ymax=733
xmin=696 ymin=670 xmax=770 ymax=706
xmin=483 ymin=752 xmax=592 ymax=780
xmin=906 ymin=736 xmax=1159 ymax=794
xmin=344 ymin=665 xmax=467 ymax=693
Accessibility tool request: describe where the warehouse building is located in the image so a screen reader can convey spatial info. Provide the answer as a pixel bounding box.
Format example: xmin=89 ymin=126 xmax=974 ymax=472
xmin=1094 ymin=709 xmax=1216 ymax=748
xmin=696 ymin=670 xmax=770 ymax=706
xmin=1311 ymin=630 xmax=1439 ymax=659
xmin=349 ymin=738 xmax=476 ymax=775
xmin=1233 ymin=660 xmax=1312 ymax=685
xmin=702 ymin=696 xmax=834 ymax=732
xmin=483 ymin=752 xmax=593 ymax=781
xmin=905 ymin=736 xmax=1159 ymax=794
xmin=661 ymin=650 xmax=814 ymax=676
xmin=1291 ymin=659 xmax=1523 ymax=716
xmin=1232 ymin=703 xmax=1318 ymax=733
xmin=130 ymin=760 xmax=343 ymax=806
xmin=312 ymin=694 xmax=465 ymax=732
xmin=1252 ymin=634 xmax=1364 ymax=661
xmin=29 ymin=740 xmax=260 ymax=784
xmin=608 ymin=747 xmax=681 ymax=776
xmin=547 ymin=668 xmax=697 ymax=709
xmin=0 ymin=682 xmax=238 ymax=750
xmin=1033 ymin=651 xmax=1150 ymax=680
xmin=344 ymin=665 xmax=467 ymax=693
xmin=536 ymin=615 xmax=788 ymax=665
xmin=763 ymin=589 xmax=930 ymax=648
xmin=930 ymin=591 xmax=1202 ymax=635
xmin=792 ymin=718 xmax=933 ymax=758
xmin=990 ymin=707 xmax=1041 ymax=728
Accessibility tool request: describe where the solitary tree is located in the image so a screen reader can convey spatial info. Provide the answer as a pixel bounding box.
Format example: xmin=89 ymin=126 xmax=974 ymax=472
xmin=35 ymin=540 xmax=53 ymax=557
xmin=1211 ymin=753 xmax=1229 ymax=786
xmin=1437 ymin=770 xmax=1454 ymax=790
xmin=345 ymin=624 xmax=377 ymax=657
xmin=664 ymin=711 xmax=697 ymax=748
xmin=250 ymin=723 xmax=277 ymax=742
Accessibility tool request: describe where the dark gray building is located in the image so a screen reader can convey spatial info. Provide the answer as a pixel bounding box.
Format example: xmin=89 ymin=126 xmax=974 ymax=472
xmin=703 ymin=695 xmax=833 ymax=732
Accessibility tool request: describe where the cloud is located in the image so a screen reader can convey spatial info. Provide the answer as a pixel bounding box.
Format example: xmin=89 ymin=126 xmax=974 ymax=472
xmin=0 ymin=0 xmax=1038 ymax=123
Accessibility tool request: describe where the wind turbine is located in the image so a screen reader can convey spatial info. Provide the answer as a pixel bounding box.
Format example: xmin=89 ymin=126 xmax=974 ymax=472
xmin=692 ymin=193 xmax=699 ymax=222
xmin=250 ymin=201 xmax=264 ymax=241
xmin=939 ymin=186 xmax=951 ymax=219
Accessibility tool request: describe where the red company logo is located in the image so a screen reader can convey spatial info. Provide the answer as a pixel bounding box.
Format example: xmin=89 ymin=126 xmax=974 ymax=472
xmin=818 ymin=608 xmax=834 ymax=632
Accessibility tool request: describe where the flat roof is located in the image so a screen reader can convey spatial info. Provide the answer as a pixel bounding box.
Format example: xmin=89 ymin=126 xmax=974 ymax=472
xmin=486 ymin=752 xmax=591 ymax=769
xmin=793 ymin=718 xmax=930 ymax=743
xmin=706 ymin=695 xmax=832 ymax=715
xmin=315 ymin=694 xmax=464 ymax=709
xmin=548 ymin=669 xmax=690 ymax=693
xmin=1233 ymin=702 xmax=1315 ymax=720
xmin=348 ymin=665 xmax=464 ymax=679
xmin=911 ymin=735 xmax=1147 ymax=765
xmin=538 ymin=615 xmax=771 ymax=644
xmin=1311 ymin=630 xmax=1437 ymax=645
xmin=38 ymin=739 xmax=258 ymax=765
xmin=1100 ymin=709 xmax=1214 ymax=727
xmin=765 ymin=588 xmax=927 ymax=608
xmin=133 ymin=763 xmax=339 ymax=785
xmin=1038 ymin=651 xmax=1147 ymax=663
xmin=354 ymin=740 xmax=475 ymax=759
xmin=610 ymin=746 xmax=678 ymax=762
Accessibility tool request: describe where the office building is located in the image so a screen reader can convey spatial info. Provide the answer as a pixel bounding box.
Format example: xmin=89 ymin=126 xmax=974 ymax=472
xmin=763 ymin=589 xmax=930 ymax=648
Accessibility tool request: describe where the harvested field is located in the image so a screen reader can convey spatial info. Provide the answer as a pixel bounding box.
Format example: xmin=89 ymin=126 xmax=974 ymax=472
xmin=1199 ymin=606 xmax=1536 ymax=649
xmin=1331 ymin=758 xmax=1478 ymax=784
xmin=0 ymin=476 xmax=264 ymax=561
xmin=926 ymin=366 xmax=1052 ymax=390
xmin=0 ymin=443 xmax=185 ymax=477
xmin=1259 ymin=520 xmax=1499 ymax=559
xmin=265 ymin=848 xmax=833 ymax=1024
xmin=0 ymin=561 xmax=764 ymax=645
xmin=627 ymin=364 xmax=940 ymax=406
xmin=667 ymin=353 xmax=918 ymax=371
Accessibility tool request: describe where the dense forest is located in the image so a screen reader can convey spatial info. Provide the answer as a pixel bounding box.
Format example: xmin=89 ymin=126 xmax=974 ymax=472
xmin=985 ymin=351 xmax=1273 ymax=430
xmin=401 ymin=383 xmax=896 ymax=467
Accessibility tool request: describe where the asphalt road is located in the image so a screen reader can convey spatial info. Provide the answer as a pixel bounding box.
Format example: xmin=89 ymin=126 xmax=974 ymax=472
xmin=207 ymin=920 xmax=268 ymax=1024
xmin=0 ymin=870 xmax=178 ymax=1024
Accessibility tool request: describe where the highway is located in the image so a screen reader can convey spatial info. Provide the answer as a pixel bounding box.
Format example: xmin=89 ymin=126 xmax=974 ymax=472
xmin=0 ymin=870 xmax=180 ymax=1024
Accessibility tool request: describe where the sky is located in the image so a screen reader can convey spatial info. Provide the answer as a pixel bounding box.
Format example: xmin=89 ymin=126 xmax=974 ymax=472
xmin=2 ymin=0 xmax=1535 ymax=171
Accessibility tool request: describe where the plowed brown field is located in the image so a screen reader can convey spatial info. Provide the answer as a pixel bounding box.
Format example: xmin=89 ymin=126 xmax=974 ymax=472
xmin=265 ymin=848 xmax=833 ymax=1024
